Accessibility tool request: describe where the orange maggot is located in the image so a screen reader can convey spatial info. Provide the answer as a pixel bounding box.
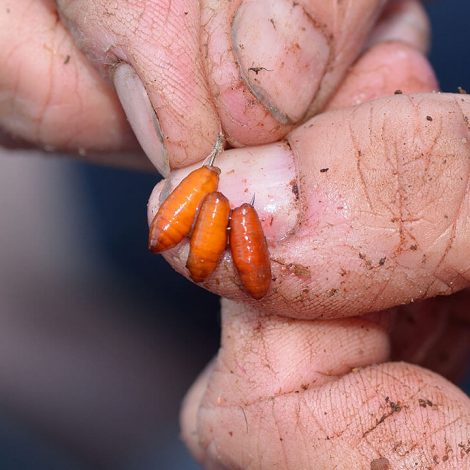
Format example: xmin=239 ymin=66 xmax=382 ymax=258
xmin=186 ymin=192 xmax=231 ymax=282
xmin=148 ymin=136 xmax=223 ymax=253
xmin=229 ymin=202 xmax=271 ymax=299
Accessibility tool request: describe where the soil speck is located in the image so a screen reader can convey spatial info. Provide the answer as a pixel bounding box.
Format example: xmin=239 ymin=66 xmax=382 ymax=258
xmin=370 ymin=457 xmax=390 ymax=470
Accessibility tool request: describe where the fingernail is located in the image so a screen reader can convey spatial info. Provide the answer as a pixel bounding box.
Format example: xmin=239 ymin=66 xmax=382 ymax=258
xmin=232 ymin=0 xmax=330 ymax=124
xmin=113 ymin=63 xmax=169 ymax=176
xmin=148 ymin=142 xmax=298 ymax=241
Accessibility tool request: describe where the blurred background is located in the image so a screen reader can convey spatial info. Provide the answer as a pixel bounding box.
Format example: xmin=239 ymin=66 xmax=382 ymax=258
xmin=0 ymin=1 xmax=469 ymax=469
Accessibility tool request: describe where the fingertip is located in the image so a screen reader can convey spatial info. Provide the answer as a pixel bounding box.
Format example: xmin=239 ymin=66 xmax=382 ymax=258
xmin=148 ymin=143 xmax=298 ymax=240
xmin=0 ymin=0 xmax=136 ymax=158
xmin=233 ymin=0 xmax=330 ymax=124
xmin=204 ymin=0 xmax=390 ymax=146
xmin=58 ymin=0 xmax=221 ymax=170
xmin=147 ymin=143 xmax=298 ymax=302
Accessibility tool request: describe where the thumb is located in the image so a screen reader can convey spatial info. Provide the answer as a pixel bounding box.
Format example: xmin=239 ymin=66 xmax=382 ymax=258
xmin=181 ymin=299 xmax=470 ymax=469
xmin=150 ymin=92 xmax=470 ymax=319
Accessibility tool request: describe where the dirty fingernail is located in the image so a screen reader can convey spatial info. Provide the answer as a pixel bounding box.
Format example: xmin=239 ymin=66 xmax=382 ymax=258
xmin=232 ymin=0 xmax=330 ymax=125
xmin=113 ymin=63 xmax=169 ymax=176
xmin=148 ymin=142 xmax=298 ymax=241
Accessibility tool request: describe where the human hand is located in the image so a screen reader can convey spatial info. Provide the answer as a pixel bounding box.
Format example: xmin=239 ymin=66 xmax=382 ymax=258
xmin=151 ymin=95 xmax=470 ymax=468
xmin=4 ymin=0 xmax=469 ymax=468
xmin=167 ymin=94 xmax=470 ymax=467
xmin=3 ymin=0 xmax=429 ymax=172
xmin=142 ymin=5 xmax=469 ymax=470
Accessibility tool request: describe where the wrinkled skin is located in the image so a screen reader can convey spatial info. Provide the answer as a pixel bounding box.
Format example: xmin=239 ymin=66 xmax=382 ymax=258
xmin=1 ymin=0 xmax=469 ymax=469
xmin=2 ymin=0 xmax=429 ymax=169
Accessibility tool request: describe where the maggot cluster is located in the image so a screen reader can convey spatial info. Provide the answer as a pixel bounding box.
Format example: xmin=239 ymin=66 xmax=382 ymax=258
xmin=148 ymin=136 xmax=271 ymax=300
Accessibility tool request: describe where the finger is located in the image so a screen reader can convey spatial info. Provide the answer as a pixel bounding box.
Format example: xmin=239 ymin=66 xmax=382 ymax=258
xmin=326 ymin=41 xmax=438 ymax=110
xmin=150 ymin=93 xmax=470 ymax=319
xmin=57 ymin=0 xmax=390 ymax=170
xmin=57 ymin=0 xmax=221 ymax=172
xmin=366 ymin=0 xmax=431 ymax=53
xmin=0 ymin=0 xmax=147 ymax=166
xmin=182 ymin=300 xmax=470 ymax=468
xmin=203 ymin=0 xmax=390 ymax=147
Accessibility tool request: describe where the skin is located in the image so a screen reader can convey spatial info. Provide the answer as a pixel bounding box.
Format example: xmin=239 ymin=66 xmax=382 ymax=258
xmin=0 ymin=0 xmax=141 ymax=163
xmin=172 ymin=89 xmax=470 ymax=467
xmin=1 ymin=0 xmax=469 ymax=468
xmin=2 ymin=0 xmax=414 ymax=168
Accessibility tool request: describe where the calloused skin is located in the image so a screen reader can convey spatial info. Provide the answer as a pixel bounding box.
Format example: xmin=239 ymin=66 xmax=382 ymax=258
xmin=1 ymin=1 xmax=469 ymax=469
